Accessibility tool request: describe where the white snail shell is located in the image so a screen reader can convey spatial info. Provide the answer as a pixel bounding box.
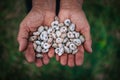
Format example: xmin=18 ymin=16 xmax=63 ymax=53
xmin=73 ymin=39 xmax=82 ymax=46
xmin=52 ymin=43 xmax=58 ymax=48
xmin=47 ymin=28 xmax=53 ymax=34
xmin=33 ymin=31 xmax=40 ymax=36
xmin=29 ymin=36 xmax=37 ymax=41
xmin=51 ymin=21 xmax=59 ymax=27
xmin=43 ymin=43 xmax=51 ymax=49
xmin=61 ymin=33 xmax=67 ymax=38
xmin=42 ymin=48 xmax=49 ymax=53
xmin=33 ymin=42 xmax=37 ymax=50
xmin=64 ymin=19 xmax=71 ymax=26
xmin=47 ymin=37 xmax=53 ymax=43
xmin=58 ymin=43 xmax=64 ymax=48
xmin=63 ymin=37 xmax=68 ymax=43
xmin=36 ymin=53 xmax=43 ymax=58
xmin=79 ymin=35 xmax=85 ymax=43
xmin=64 ymin=46 xmax=70 ymax=53
xmin=38 ymin=26 xmax=44 ymax=33
xmin=69 ymin=43 xmax=77 ymax=50
xmin=67 ymin=32 xmax=74 ymax=38
xmin=60 ymin=26 xmax=67 ymax=33
xmin=35 ymin=40 xmax=41 ymax=45
xmin=56 ymin=31 xmax=62 ymax=37
xmin=36 ymin=46 xmax=42 ymax=53
xmin=66 ymin=41 xmax=71 ymax=47
xmin=55 ymin=47 xmax=64 ymax=56
xmin=52 ymin=33 xmax=56 ymax=39
xmin=72 ymin=49 xmax=78 ymax=54
xmin=74 ymin=32 xmax=80 ymax=38
xmin=69 ymin=23 xmax=75 ymax=31
xmin=58 ymin=23 xmax=64 ymax=27
xmin=44 ymin=26 xmax=48 ymax=30
xmin=56 ymin=38 xmax=63 ymax=44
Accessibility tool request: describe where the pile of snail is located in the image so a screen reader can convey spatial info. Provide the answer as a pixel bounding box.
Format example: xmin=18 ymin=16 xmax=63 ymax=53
xmin=29 ymin=17 xmax=85 ymax=58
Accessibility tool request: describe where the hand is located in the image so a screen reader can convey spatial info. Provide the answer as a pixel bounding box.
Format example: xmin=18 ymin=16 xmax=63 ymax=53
xmin=56 ymin=0 xmax=92 ymax=67
xmin=17 ymin=0 xmax=55 ymax=67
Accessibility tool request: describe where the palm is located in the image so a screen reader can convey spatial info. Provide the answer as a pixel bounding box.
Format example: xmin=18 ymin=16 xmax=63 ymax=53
xmin=56 ymin=9 xmax=92 ymax=67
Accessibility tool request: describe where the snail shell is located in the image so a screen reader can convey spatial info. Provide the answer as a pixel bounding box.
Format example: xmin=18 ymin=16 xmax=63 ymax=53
xmin=36 ymin=53 xmax=43 ymax=58
xmin=44 ymin=26 xmax=48 ymax=30
xmin=40 ymin=32 xmax=48 ymax=41
xmin=51 ymin=21 xmax=59 ymax=27
xmin=61 ymin=33 xmax=67 ymax=38
xmin=69 ymin=43 xmax=77 ymax=50
xmin=64 ymin=19 xmax=71 ymax=26
xmin=35 ymin=40 xmax=41 ymax=45
xmin=52 ymin=43 xmax=58 ymax=48
xmin=63 ymin=37 xmax=68 ymax=43
xmin=33 ymin=31 xmax=40 ymax=36
xmin=64 ymin=46 xmax=70 ymax=53
xmin=55 ymin=16 xmax=59 ymax=21
xmin=43 ymin=43 xmax=51 ymax=49
xmin=73 ymin=39 xmax=81 ymax=46
xmin=29 ymin=36 xmax=37 ymax=41
xmin=72 ymin=49 xmax=78 ymax=54
xmin=55 ymin=26 xmax=59 ymax=30
xmin=47 ymin=37 xmax=53 ymax=43
xmin=58 ymin=43 xmax=64 ymax=48
xmin=79 ymin=35 xmax=85 ymax=43
xmin=55 ymin=47 xmax=64 ymax=56
xmin=42 ymin=48 xmax=49 ymax=53
xmin=66 ymin=41 xmax=71 ymax=47
xmin=47 ymin=28 xmax=53 ymax=34
xmin=52 ymin=33 xmax=56 ymax=39
xmin=36 ymin=46 xmax=42 ymax=53
xmin=74 ymin=32 xmax=80 ymax=38
xmin=56 ymin=38 xmax=63 ymax=44
xmin=56 ymin=31 xmax=62 ymax=37
xmin=60 ymin=26 xmax=67 ymax=33
xmin=33 ymin=42 xmax=37 ymax=50
xmin=58 ymin=23 xmax=64 ymax=27
xmin=38 ymin=26 xmax=44 ymax=33
xmin=69 ymin=23 xmax=75 ymax=31
xmin=67 ymin=32 xmax=74 ymax=38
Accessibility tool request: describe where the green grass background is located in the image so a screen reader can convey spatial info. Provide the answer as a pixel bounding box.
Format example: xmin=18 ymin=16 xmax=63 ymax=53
xmin=0 ymin=0 xmax=120 ymax=80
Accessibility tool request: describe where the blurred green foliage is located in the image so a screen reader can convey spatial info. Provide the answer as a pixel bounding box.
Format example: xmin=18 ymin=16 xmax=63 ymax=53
xmin=0 ymin=0 xmax=120 ymax=80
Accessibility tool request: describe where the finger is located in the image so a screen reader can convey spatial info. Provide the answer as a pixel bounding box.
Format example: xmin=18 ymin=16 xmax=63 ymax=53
xmin=60 ymin=53 xmax=67 ymax=66
xmin=42 ymin=53 xmax=49 ymax=65
xmin=56 ymin=54 xmax=60 ymax=61
xmin=44 ymin=12 xmax=55 ymax=26
xmin=24 ymin=42 xmax=35 ymax=63
xmin=75 ymin=46 xmax=84 ymax=66
xmin=71 ymin=12 xmax=92 ymax=53
xmin=58 ymin=10 xmax=70 ymax=23
xmin=48 ymin=48 xmax=54 ymax=58
xmin=68 ymin=54 xmax=75 ymax=67
xmin=81 ymin=26 xmax=92 ymax=53
xmin=35 ymin=58 xmax=43 ymax=67
xmin=17 ymin=25 xmax=29 ymax=52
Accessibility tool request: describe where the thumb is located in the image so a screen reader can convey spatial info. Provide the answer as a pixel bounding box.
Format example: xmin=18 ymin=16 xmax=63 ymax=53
xmin=17 ymin=24 xmax=29 ymax=52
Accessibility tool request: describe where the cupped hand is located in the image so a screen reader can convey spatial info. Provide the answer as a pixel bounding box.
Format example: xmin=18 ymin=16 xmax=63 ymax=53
xmin=56 ymin=0 xmax=92 ymax=67
xmin=17 ymin=4 xmax=55 ymax=67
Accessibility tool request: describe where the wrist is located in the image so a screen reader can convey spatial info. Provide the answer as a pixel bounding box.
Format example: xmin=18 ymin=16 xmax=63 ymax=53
xmin=32 ymin=0 xmax=56 ymax=12
xmin=60 ymin=0 xmax=83 ymax=10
